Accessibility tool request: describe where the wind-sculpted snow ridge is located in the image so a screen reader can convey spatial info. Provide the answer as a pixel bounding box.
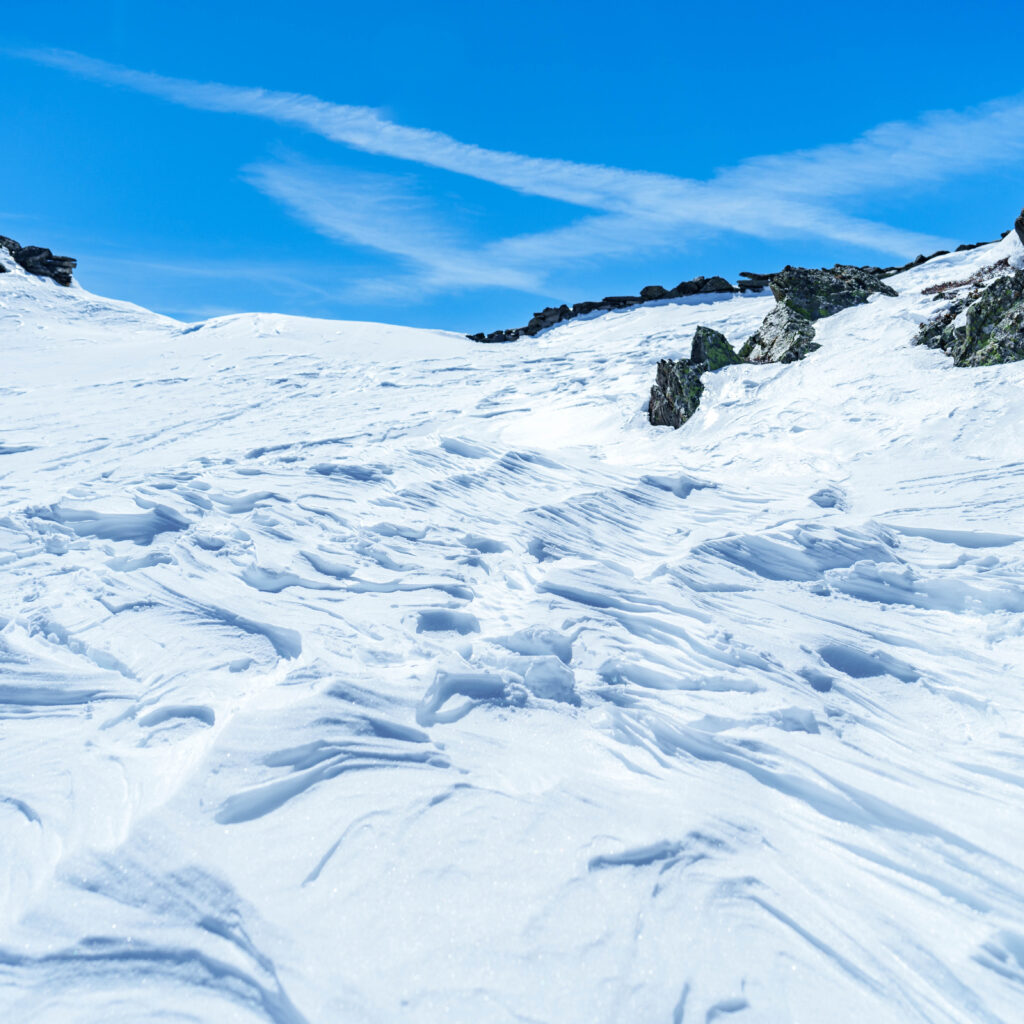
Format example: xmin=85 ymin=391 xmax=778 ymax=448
xmin=1 ymin=234 xmax=1023 ymax=1023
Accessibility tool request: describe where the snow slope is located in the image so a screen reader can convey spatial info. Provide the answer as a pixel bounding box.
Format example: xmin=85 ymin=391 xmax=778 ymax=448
xmin=1 ymin=235 xmax=1023 ymax=1023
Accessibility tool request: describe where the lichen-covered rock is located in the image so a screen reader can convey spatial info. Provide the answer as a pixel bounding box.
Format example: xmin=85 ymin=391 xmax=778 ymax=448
xmin=648 ymin=359 xmax=705 ymax=428
xmin=648 ymin=326 xmax=740 ymax=428
xmin=770 ymin=264 xmax=897 ymax=321
xmin=690 ymin=325 xmax=744 ymax=371
xmin=0 ymin=235 xmax=77 ymax=286
xmin=916 ymin=269 xmax=1024 ymax=366
xmin=738 ymin=304 xmax=820 ymax=363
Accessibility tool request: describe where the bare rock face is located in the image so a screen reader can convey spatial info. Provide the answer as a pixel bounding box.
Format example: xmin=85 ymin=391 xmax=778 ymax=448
xmin=1015 ymin=208 xmax=1024 ymax=248
xmin=0 ymin=235 xmax=77 ymax=286
xmin=916 ymin=268 xmax=1024 ymax=366
xmin=738 ymin=304 xmax=819 ymax=364
xmin=736 ymin=263 xmax=896 ymax=367
xmin=648 ymin=326 xmax=742 ymax=429
xmin=770 ymin=264 xmax=897 ymax=321
xmin=469 ymin=275 xmax=736 ymax=342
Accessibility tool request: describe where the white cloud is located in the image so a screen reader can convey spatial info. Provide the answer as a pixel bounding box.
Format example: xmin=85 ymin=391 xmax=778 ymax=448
xmin=21 ymin=48 xmax=1024 ymax=300
xmin=243 ymin=160 xmax=543 ymax=297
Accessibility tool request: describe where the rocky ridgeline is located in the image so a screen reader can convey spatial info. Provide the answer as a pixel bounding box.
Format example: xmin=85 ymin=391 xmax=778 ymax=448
xmin=649 ymin=212 xmax=1024 ymax=428
xmin=651 ymin=263 xmax=899 ymax=428
xmin=739 ymin=264 xmax=898 ymax=365
xmin=0 ymin=235 xmax=77 ymax=286
xmin=467 ymin=238 xmax=1003 ymax=344
xmin=468 ymin=275 xmax=738 ymax=343
xmin=912 ymin=211 xmax=1024 ymax=367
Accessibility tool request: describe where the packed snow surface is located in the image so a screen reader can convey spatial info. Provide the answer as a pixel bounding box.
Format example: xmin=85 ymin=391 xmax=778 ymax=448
xmin=1 ymin=236 xmax=1023 ymax=1023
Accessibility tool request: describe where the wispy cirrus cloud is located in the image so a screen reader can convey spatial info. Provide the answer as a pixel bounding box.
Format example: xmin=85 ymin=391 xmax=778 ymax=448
xmin=19 ymin=47 xmax=1024 ymax=301
xmin=242 ymin=160 xmax=545 ymax=298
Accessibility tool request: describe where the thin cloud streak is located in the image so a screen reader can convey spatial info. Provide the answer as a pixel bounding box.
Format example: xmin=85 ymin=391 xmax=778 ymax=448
xmin=246 ymin=158 xmax=946 ymax=302
xmin=25 ymin=47 xmax=944 ymax=253
xmin=244 ymin=161 xmax=543 ymax=295
xmin=22 ymin=47 xmax=1024 ymax=299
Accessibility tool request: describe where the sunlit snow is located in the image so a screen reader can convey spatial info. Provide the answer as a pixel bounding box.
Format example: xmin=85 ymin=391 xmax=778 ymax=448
xmin=1 ymin=235 xmax=1023 ymax=1022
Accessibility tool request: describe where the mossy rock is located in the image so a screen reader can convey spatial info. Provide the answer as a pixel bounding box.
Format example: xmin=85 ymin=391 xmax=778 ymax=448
xmin=648 ymin=326 xmax=742 ymax=429
xmin=690 ymin=325 xmax=743 ymax=371
xmin=915 ymin=269 xmax=1024 ymax=366
xmin=741 ymin=304 xmax=819 ymax=363
xmin=771 ymin=265 xmax=897 ymax=321
xmin=649 ymin=359 xmax=705 ymax=428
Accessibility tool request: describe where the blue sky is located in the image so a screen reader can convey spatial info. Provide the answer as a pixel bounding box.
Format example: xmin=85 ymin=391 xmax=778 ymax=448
xmin=5 ymin=1 xmax=1024 ymax=330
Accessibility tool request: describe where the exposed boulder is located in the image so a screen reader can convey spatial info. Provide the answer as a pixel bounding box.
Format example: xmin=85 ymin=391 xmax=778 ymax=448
xmin=770 ymin=264 xmax=897 ymax=321
xmin=672 ymin=275 xmax=737 ymax=297
xmin=648 ymin=326 xmax=741 ymax=429
xmin=0 ymin=235 xmax=77 ymax=286
xmin=649 ymin=359 xmax=705 ymax=429
xmin=737 ymin=271 xmax=773 ymax=293
xmin=739 ymin=304 xmax=819 ymax=363
xmin=526 ymin=304 xmax=572 ymax=334
xmin=601 ymin=295 xmax=638 ymax=309
xmin=916 ymin=269 xmax=1024 ymax=366
xmin=1016 ymin=208 xmax=1024 ymax=247
xmin=690 ymin=324 xmax=744 ymax=371
xmin=469 ymin=273 xmax=736 ymax=341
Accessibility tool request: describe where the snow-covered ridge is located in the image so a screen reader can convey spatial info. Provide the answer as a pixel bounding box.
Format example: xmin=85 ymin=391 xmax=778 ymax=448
xmin=1 ymin=232 xmax=1023 ymax=1022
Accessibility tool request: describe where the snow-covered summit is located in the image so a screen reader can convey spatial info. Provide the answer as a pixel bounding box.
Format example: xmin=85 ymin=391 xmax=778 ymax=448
xmin=1 ymin=230 xmax=1023 ymax=1022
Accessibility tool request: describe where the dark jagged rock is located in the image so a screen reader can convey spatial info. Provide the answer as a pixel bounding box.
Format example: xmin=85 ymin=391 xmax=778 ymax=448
xmin=770 ymin=264 xmax=897 ymax=321
xmin=526 ymin=304 xmax=572 ymax=334
xmin=690 ymin=324 xmax=744 ymax=371
xmin=671 ymin=275 xmax=737 ymax=297
xmin=649 ymin=359 xmax=705 ymax=429
xmin=469 ymin=274 xmax=736 ymax=341
xmin=0 ymin=235 xmax=77 ymax=286
xmin=916 ymin=269 xmax=1024 ymax=366
xmin=648 ymin=326 xmax=741 ymax=429
xmin=737 ymin=271 xmax=773 ymax=293
xmin=1016 ymin=208 xmax=1024 ymax=248
xmin=739 ymin=304 xmax=819 ymax=363
xmin=699 ymin=275 xmax=737 ymax=294
xmin=738 ymin=263 xmax=894 ymax=366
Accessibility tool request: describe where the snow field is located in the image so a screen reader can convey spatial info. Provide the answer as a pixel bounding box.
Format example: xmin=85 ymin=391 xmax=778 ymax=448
xmin=0 ymin=235 xmax=1023 ymax=1021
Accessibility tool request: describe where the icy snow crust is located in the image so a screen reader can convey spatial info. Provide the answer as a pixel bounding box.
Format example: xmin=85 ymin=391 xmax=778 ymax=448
xmin=1 ymin=237 xmax=1023 ymax=1023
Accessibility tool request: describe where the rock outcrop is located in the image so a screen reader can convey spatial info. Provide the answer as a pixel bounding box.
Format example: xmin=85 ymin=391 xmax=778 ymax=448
xmin=916 ymin=268 xmax=1024 ymax=366
xmin=648 ymin=326 xmax=742 ymax=429
xmin=1016 ymin=208 xmax=1024 ymax=248
xmin=0 ymin=235 xmax=77 ymax=286
xmin=469 ymin=275 xmax=737 ymax=343
xmin=737 ymin=271 xmax=773 ymax=293
xmin=737 ymin=264 xmax=896 ymax=367
xmin=770 ymin=265 xmax=897 ymax=321
xmin=738 ymin=304 xmax=819 ymax=363
xmin=468 ymin=232 xmax=1002 ymax=344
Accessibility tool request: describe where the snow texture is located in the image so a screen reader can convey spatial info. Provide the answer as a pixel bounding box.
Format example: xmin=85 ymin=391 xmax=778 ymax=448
xmin=1 ymin=235 xmax=1023 ymax=1022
